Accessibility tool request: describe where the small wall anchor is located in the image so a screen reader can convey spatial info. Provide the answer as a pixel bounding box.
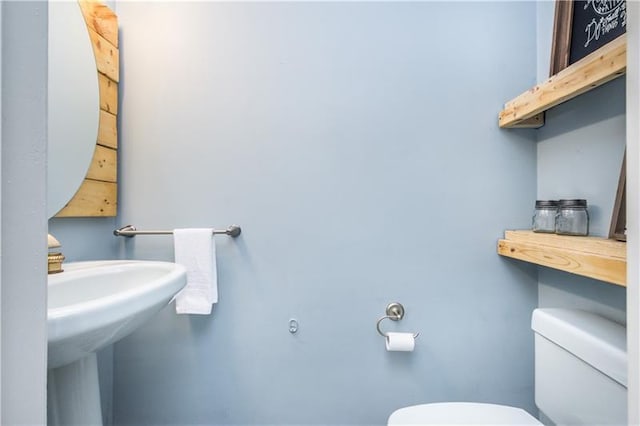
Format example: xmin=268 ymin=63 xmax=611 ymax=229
xmin=289 ymin=319 xmax=299 ymax=334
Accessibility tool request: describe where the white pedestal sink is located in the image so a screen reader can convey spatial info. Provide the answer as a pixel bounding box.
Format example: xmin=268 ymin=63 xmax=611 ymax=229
xmin=47 ymin=260 xmax=187 ymax=425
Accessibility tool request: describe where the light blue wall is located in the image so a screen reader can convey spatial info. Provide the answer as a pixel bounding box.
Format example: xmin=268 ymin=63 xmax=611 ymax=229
xmin=48 ymin=218 xmax=119 ymax=262
xmin=536 ymin=82 xmax=626 ymax=324
xmin=111 ymin=2 xmax=538 ymax=425
xmin=535 ymin=3 xmax=626 ymax=325
xmin=1 ymin=1 xmax=48 ymax=423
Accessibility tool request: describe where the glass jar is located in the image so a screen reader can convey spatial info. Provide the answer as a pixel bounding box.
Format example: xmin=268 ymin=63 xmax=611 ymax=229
xmin=532 ymin=200 xmax=558 ymax=233
xmin=555 ymin=199 xmax=589 ymax=236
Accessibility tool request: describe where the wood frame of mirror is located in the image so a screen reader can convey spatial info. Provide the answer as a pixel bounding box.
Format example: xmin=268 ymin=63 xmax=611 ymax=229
xmin=55 ymin=0 xmax=118 ymax=217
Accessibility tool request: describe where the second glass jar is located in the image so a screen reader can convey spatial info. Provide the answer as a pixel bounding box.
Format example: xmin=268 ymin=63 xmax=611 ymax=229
xmin=555 ymin=199 xmax=589 ymax=236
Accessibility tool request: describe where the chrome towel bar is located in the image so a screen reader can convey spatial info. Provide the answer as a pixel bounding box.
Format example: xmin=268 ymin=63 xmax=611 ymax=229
xmin=114 ymin=224 xmax=242 ymax=238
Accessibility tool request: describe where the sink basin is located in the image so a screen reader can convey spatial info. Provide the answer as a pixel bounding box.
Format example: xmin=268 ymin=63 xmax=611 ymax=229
xmin=48 ymin=260 xmax=187 ymax=369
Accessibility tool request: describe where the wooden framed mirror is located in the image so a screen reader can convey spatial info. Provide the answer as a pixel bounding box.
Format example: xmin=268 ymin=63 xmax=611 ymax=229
xmin=54 ymin=0 xmax=119 ymax=217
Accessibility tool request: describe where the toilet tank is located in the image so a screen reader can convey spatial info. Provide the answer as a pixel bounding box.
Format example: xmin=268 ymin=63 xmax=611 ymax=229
xmin=532 ymin=309 xmax=627 ymax=425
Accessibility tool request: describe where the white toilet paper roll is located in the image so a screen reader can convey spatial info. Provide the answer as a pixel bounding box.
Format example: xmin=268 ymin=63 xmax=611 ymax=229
xmin=385 ymin=332 xmax=415 ymax=352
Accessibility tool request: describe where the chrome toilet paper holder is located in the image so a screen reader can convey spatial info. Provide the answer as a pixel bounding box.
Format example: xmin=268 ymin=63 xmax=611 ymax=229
xmin=376 ymin=302 xmax=419 ymax=339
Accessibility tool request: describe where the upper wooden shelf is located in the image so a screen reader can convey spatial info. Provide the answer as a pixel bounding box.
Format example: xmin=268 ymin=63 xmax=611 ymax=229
xmin=497 ymin=230 xmax=626 ymax=287
xmin=499 ymin=34 xmax=626 ymax=129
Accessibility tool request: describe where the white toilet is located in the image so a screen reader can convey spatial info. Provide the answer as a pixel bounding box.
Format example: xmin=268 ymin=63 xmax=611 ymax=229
xmin=388 ymin=308 xmax=627 ymax=425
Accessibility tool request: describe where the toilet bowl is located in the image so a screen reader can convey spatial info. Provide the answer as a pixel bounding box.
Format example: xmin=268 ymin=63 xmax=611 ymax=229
xmin=388 ymin=308 xmax=627 ymax=425
xmin=388 ymin=402 xmax=541 ymax=425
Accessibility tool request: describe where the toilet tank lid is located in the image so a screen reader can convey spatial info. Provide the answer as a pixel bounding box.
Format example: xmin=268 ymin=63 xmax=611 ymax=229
xmin=531 ymin=308 xmax=626 ymax=386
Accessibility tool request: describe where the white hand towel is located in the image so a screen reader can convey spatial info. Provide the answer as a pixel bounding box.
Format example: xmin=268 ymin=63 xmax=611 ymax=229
xmin=173 ymin=228 xmax=217 ymax=315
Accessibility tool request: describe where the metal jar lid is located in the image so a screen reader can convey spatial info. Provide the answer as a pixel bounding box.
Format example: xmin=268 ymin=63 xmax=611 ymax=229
xmin=535 ymin=200 xmax=559 ymax=208
xmin=558 ymin=199 xmax=587 ymax=208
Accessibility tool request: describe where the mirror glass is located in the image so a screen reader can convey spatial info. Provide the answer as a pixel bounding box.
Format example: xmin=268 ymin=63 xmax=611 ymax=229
xmin=47 ymin=1 xmax=100 ymax=218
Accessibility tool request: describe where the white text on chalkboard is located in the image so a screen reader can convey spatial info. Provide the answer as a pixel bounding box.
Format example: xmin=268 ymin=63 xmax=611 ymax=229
xmin=583 ymin=0 xmax=626 ymax=48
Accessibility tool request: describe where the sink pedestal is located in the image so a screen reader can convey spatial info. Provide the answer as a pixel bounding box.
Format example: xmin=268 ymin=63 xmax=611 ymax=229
xmin=48 ymin=353 xmax=102 ymax=426
xmin=47 ymin=260 xmax=187 ymax=425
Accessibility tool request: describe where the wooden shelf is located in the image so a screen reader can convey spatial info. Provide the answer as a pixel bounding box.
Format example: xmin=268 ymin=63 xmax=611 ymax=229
xmin=499 ymin=34 xmax=626 ymax=129
xmin=497 ymin=230 xmax=626 ymax=287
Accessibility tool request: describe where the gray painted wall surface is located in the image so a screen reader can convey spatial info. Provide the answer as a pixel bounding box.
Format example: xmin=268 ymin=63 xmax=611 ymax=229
xmin=112 ymin=2 xmax=538 ymax=425
xmin=536 ymin=82 xmax=626 ymax=324
xmin=1 ymin=2 xmax=48 ymax=424
xmin=535 ymin=4 xmax=627 ymax=325
xmin=0 ymin=4 xmax=4 ymax=418
xmin=535 ymin=0 xmax=554 ymax=84
xmin=625 ymin=3 xmax=640 ymax=421
xmin=0 ymin=3 xmax=4 ymax=419
xmin=48 ymin=218 xmax=119 ymax=262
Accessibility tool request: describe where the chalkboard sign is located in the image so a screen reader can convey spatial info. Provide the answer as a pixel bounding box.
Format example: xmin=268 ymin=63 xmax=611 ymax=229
xmin=569 ymin=0 xmax=626 ymax=65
